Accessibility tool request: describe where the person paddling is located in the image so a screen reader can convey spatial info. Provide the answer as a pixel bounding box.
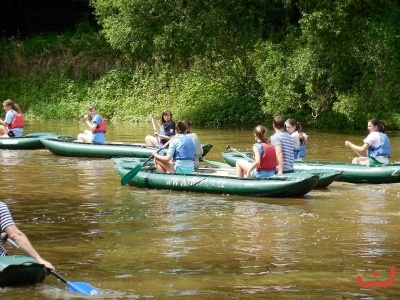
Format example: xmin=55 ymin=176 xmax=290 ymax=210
xmin=145 ymin=109 xmax=176 ymax=148
xmin=153 ymin=120 xmax=195 ymax=174
xmin=0 ymin=201 xmax=54 ymax=271
xmin=77 ymin=105 xmax=107 ymax=144
xmin=345 ymin=118 xmax=391 ymax=166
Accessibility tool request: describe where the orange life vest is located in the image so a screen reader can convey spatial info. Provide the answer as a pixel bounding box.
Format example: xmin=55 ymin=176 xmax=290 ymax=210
xmin=256 ymin=143 xmax=277 ymax=171
xmin=8 ymin=111 xmax=24 ymax=129
xmin=92 ymin=116 xmax=107 ymax=133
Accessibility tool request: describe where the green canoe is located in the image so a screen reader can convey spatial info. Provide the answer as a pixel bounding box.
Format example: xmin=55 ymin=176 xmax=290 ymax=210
xmin=293 ymin=160 xmax=400 ymax=184
xmin=221 ymin=152 xmax=342 ymax=188
xmin=0 ymin=255 xmax=46 ymax=287
xmin=222 ymin=151 xmax=400 ymax=184
xmin=41 ymin=138 xmax=213 ymax=159
xmin=0 ymin=132 xmax=73 ymax=150
xmin=112 ymin=158 xmax=318 ymax=198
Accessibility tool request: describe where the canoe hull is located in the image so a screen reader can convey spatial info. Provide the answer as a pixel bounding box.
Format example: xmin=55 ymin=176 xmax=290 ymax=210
xmin=41 ymin=138 xmax=213 ymax=159
xmin=0 ymin=137 xmax=44 ymax=150
xmin=0 ymin=255 xmax=46 ymax=287
xmin=113 ymin=159 xmax=318 ymax=198
xmin=294 ymin=161 xmax=400 ymax=184
xmin=0 ymin=132 xmax=72 ymax=150
xmin=222 ymin=152 xmax=342 ymax=188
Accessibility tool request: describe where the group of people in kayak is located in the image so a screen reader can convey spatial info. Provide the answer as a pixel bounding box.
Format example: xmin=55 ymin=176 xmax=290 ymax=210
xmin=236 ymin=116 xmax=306 ymax=178
xmin=236 ymin=116 xmax=391 ymax=178
xmin=0 ymin=99 xmax=392 ymax=175
xmin=0 ymin=101 xmax=394 ymax=274
xmin=144 ymin=109 xmax=203 ymax=175
xmin=0 ymin=100 xmax=108 ymax=143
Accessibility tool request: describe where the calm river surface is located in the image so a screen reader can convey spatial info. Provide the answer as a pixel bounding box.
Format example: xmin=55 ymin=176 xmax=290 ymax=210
xmin=1 ymin=120 xmax=400 ymax=299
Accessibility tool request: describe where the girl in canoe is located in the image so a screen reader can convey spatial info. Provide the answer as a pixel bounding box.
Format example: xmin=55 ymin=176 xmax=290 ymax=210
xmin=153 ymin=120 xmax=195 ymax=174
xmin=345 ymin=118 xmax=391 ymax=166
xmin=0 ymin=99 xmax=24 ymax=138
xmin=77 ymin=105 xmax=107 ymax=144
xmin=145 ymin=109 xmax=176 ymax=148
xmin=236 ymin=125 xmax=277 ymax=178
xmin=285 ymin=118 xmax=308 ymax=161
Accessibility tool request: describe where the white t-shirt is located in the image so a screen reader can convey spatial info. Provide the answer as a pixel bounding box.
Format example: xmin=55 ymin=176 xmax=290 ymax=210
xmin=363 ymin=132 xmax=389 ymax=163
xmin=187 ymin=133 xmax=202 ymax=167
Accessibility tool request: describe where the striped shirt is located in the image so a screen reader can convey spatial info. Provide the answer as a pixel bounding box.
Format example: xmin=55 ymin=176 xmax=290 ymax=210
xmin=0 ymin=202 xmax=15 ymax=256
xmin=270 ymin=130 xmax=295 ymax=172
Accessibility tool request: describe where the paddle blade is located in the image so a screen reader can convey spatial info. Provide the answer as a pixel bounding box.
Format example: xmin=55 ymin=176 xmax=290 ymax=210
xmin=67 ymin=281 xmax=102 ymax=295
xmin=121 ymin=164 xmax=143 ymax=186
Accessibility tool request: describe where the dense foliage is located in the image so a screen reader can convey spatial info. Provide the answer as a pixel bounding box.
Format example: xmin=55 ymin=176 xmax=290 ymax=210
xmin=0 ymin=0 xmax=399 ymax=129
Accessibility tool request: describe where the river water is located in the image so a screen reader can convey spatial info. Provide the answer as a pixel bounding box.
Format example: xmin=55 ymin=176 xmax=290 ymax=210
xmin=1 ymin=120 xmax=400 ymax=299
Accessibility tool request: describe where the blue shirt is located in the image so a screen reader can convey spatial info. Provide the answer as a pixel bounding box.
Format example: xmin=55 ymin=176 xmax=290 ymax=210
xmin=92 ymin=114 xmax=105 ymax=143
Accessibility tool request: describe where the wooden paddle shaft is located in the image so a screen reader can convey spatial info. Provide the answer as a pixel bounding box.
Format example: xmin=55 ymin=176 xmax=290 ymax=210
xmin=227 ymin=145 xmax=253 ymax=161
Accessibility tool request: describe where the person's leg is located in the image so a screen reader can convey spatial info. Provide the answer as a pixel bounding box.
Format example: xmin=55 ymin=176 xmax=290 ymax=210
xmin=368 ymin=157 xmax=384 ymax=166
xmin=352 ymin=157 xmax=370 ymax=166
xmin=154 ymin=157 xmax=174 ymax=173
xmin=145 ymin=135 xmax=158 ymax=147
xmin=0 ymin=125 xmax=7 ymax=135
xmin=236 ymin=160 xmax=250 ymax=177
xmin=77 ymin=132 xmax=92 ymax=143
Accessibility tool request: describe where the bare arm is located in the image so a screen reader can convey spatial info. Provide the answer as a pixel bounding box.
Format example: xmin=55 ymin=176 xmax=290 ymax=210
xmin=4 ymin=225 xmax=55 ymax=270
xmin=156 ymin=133 xmax=173 ymax=141
xmin=274 ymin=145 xmax=283 ymax=174
xmin=345 ymin=141 xmax=369 ymax=153
xmin=153 ymin=152 xmax=172 ymax=162
xmin=86 ymin=120 xmax=97 ymax=132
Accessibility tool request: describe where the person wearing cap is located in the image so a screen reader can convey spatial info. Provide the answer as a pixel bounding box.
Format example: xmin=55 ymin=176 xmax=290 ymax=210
xmin=77 ymin=105 xmax=107 ymax=143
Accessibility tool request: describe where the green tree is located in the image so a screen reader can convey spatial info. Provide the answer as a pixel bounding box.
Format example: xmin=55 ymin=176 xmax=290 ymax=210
xmin=298 ymin=0 xmax=400 ymax=124
xmin=91 ymin=0 xmax=297 ymax=91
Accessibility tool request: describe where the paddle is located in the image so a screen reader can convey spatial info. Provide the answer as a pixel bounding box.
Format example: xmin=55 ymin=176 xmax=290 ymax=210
xmin=151 ymin=116 xmax=161 ymax=144
xmin=121 ymin=137 xmax=174 ymax=186
xmin=5 ymin=236 xmax=101 ymax=295
xmin=351 ymin=148 xmax=362 ymax=157
xmin=226 ymin=144 xmax=253 ymax=161
xmin=345 ymin=140 xmax=362 ymax=157
xmin=202 ymin=159 xmax=231 ymax=168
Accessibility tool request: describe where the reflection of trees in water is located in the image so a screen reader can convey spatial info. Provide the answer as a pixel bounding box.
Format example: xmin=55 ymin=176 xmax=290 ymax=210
xmin=1 ymin=150 xmax=24 ymax=165
xmin=357 ymin=187 xmax=390 ymax=258
xmin=231 ymin=201 xmax=309 ymax=269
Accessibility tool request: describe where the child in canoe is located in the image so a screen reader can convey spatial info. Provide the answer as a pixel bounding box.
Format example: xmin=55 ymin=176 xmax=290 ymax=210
xmin=236 ymin=125 xmax=277 ymax=178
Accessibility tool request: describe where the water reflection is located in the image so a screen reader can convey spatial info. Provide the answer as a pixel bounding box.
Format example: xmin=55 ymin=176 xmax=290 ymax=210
xmin=1 ymin=120 xmax=400 ymax=299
